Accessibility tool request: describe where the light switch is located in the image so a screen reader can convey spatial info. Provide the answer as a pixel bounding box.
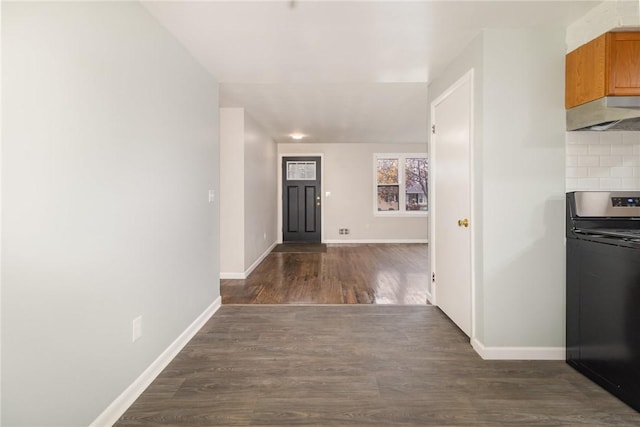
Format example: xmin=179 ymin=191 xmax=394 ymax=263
xmin=208 ymin=190 xmax=215 ymax=203
xmin=325 ymin=191 xmax=331 ymax=197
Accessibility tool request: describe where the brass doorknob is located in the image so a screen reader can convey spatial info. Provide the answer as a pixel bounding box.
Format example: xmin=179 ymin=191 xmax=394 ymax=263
xmin=458 ymin=218 xmax=469 ymax=227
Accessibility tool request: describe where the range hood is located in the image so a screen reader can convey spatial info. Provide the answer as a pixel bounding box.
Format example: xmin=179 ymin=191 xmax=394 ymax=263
xmin=567 ymin=96 xmax=640 ymax=131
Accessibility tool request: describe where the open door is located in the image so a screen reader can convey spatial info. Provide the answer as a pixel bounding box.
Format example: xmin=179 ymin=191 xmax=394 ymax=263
xmin=282 ymin=156 xmax=321 ymax=243
xmin=430 ymin=71 xmax=473 ymax=337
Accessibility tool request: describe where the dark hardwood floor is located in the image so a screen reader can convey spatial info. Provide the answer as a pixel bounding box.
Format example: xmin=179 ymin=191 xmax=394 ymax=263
xmin=117 ymin=305 xmax=640 ymax=426
xmin=221 ymin=243 xmax=429 ymax=304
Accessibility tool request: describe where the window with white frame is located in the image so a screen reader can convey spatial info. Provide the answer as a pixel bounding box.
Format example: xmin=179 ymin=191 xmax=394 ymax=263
xmin=374 ymin=154 xmax=428 ymax=215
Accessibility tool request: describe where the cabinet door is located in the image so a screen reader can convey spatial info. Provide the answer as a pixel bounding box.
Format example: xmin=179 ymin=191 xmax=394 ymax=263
xmin=565 ymin=34 xmax=606 ymax=108
xmin=607 ymin=32 xmax=640 ymax=96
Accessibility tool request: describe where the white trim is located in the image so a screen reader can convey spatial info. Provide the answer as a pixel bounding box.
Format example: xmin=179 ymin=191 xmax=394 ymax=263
xmin=467 ymin=69 xmax=477 ymax=342
xmin=425 ymin=290 xmax=434 ymax=304
xmin=278 ymin=153 xmax=325 ymax=244
xmin=0 ymin=2 xmax=3 ymax=419
xmin=89 ymin=297 xmax=222 ymax=427
xmin=324 ymin=239 xmax=428 ymax=244
xmin=472 ymin=338 xmax=565 ymax=360
xmin=374 ymin=211 xmax=429 ymax=218
xmin=220 ymin=241 xmax=277 ymax=279
xmin=220 ymin=272 xmax=245 ymax=279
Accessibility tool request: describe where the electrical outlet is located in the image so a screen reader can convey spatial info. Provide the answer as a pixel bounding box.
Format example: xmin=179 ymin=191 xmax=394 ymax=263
xmin=208 ymin=190 xmax=215 ymax=203
xmin=263 ymin=232 xmax=267 ymax=240
xmin=132 ymin=316 xmax=142 ymax=343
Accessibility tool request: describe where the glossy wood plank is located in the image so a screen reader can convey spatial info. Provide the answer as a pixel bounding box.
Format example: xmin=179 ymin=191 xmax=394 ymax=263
xmin=117 ymin=306 xmax=640 ymax=426
xmin=222 ymin=243 xmax=429 ymax=304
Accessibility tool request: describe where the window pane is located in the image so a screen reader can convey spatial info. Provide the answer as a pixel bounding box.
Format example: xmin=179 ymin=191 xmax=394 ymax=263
xmin=376 ymin=159 xmax=398 ymax=184
xmin=405 ymin=157 xmax=428 ymax=211
xmin=287 ymin=161 xmax=316 ymax=180
xmin=377 ymin=185 xmax=399 ymax=211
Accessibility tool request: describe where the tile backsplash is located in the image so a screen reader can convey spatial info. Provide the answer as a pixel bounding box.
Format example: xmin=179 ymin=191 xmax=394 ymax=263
xmin=566 ymin=131 xmax=640 ymax=191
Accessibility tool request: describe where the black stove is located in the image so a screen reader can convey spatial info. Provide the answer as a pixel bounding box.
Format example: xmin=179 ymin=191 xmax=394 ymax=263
xmin=566 ymin=191 xmax=640 ymax=413
xmin=567 ymin=191 xmax=640 ymax=247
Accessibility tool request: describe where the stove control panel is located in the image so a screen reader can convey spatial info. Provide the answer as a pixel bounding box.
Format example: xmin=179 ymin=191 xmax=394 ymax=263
xmin=612 ymin=197 xmax=640 ymax=207
xmin=572 ymin=191 xmax=640 ymax=217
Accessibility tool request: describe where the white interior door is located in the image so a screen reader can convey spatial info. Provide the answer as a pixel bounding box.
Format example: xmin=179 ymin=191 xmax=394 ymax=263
xmin=430 ymin=71 xmax=473 ymax=337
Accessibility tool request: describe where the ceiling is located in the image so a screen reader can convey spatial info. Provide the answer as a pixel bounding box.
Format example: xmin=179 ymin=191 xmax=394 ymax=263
xmin=143 ymin=1 xmax=600 ymax=144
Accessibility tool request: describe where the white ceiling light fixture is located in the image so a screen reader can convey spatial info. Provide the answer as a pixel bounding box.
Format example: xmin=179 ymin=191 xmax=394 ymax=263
xmin=289 ymin=133 xmax=305 ymax=140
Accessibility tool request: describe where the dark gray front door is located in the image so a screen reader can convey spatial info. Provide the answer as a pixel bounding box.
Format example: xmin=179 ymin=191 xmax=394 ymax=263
xmin=282 ymin=156 xmax=321 ymax=243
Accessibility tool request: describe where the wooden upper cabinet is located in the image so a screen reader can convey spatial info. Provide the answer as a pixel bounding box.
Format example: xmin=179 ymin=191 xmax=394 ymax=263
xmin=608 ymin=32 xmax=640 ymax=96
xmin=566 ymin=32 xmax=640 ymax=109
xmin=565 ymin=34 xmax=606 ymax=109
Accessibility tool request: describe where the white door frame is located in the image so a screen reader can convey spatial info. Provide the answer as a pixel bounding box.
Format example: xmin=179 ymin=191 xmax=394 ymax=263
xmin=277 ymin=153 xmax=325 ymax=244
xmin=429 ymin=69 xmax=476 ymax=340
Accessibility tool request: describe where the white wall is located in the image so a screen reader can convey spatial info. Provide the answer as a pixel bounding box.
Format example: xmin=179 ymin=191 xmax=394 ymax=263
xmin=428 ymin=27 xmax=567 ymax=355
xmin=220 ymin=108 xmax=277 ymax=277
xmin=277 ymin=142 xmax=428 ymax=242
xmin=2 ymin=3 xmax=220 ymax=426
xmin=244 ymin=114 xmax=278 ymax=269
xmin=220 ymin=108 xmax=245 ymax=274
xmin=481 ymin=28 xmax=566 ymax=349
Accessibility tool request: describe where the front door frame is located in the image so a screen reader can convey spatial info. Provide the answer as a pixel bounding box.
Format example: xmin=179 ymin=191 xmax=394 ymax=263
xmin=277 ymin=152 xmax=325 ymax=244
xmin=429 ymin=69 xmax=476 ymax=341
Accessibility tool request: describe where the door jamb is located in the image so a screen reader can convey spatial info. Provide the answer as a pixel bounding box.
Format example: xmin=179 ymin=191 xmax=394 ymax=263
xmin=277 ymin=153 xmax=325 ymax=244
xmin=429 ymin=69 xmax=476 ymax=340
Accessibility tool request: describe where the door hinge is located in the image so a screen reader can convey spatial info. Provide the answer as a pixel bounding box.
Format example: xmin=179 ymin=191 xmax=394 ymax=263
xmin=432 ymin=125 xmax=436 ymax=134
xmin=432 ymin=272 xmax=436 ymax=282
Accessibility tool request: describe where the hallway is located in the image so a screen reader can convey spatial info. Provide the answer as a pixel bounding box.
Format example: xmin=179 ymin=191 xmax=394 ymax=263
xmin=221 ymin=244 xmax=429 ymax=304
xmin=117 ymin=305 xmax=640 ymax=426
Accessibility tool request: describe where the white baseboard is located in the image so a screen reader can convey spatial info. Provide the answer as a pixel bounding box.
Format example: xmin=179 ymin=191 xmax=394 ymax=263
xmin=323 ymin=239 xmax=428 ymax=244
xmin=90 ymin=297 xmax=222 ymax=427
xmin=425 ymin=290 xmax=434 ymax=304
xmin=220 ymin=241 xmax=277 ymax=280
xmin=471 ymin=337 xmax=565 ymax=360
xmin=220 ymin=272 xmax=245 ymax=279
xmin=244 ymin=241 xmax=277 ymax=277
